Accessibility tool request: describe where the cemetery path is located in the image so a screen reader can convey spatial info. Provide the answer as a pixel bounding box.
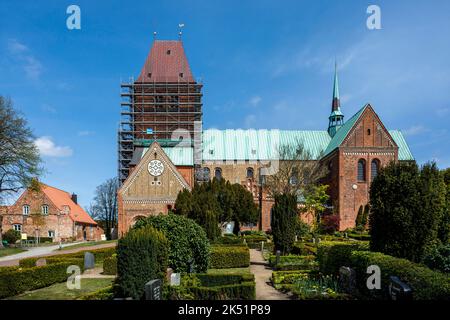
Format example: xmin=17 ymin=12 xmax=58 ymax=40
xmin=0 ymin=242 xmax=117 ymax=267
xmin=249 ymin=249 xmax=291 ymax=300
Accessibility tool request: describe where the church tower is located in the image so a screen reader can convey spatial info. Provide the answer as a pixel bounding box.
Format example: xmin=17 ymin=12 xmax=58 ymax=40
xmin=327 ymin=63 xmax=344 ymax=137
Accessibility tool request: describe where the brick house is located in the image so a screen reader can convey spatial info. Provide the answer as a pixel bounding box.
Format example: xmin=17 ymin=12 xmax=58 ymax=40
xmin=1 ymin=183 xmax=103 ymax=242
xmin=117 ymin=38 xmax=414 ymax=235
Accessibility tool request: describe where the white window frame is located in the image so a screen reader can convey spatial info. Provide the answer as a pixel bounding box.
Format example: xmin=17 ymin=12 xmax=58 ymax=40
xmin=41 ymin=204 xmax=49 ymax=215
xmin=23 ymin=205 xmax=30 ymax=216
xmin=48 ymin=230 xmax=55 ymax=238
xmin=13 ymin=224 xmax=22 ymax=232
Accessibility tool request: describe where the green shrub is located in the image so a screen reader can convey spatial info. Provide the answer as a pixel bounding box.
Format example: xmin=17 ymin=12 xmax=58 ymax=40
xmin=422 ymin=243 xmax=450 ymax=273
xmin=243 ymin=235 xmax=267 ymax=243
xmin=165 ymin=273 xmax=255 ymax=300
xmin=271 ymin=194 xmax=298 ymax=254
xmin=212 ymin=235 xmax=243 ymax=245
xmin=78 ymin=286 xmax=114 ymax=300
xmin=2 ymin=229 xmax=21 ymax=244
xmin=103 ymin=254 xmax=117 ymax=275
xmin=241 ymin=230 xmax=266 ymax=236
xmin=347 ymin=233 xmax=371 ymax=241
xmin=291 ymin=242 xmax=317 ymax=255
xmin=0 ymin=260 xmax=84 ymax=298
xmin=268 ymin=254 xmax=315 ymax=266
xmin=316 ymin=241 xmax=369 ymax=275
xmin=350 ymin=250 xmax=450 ymax=300
xmin=210 ymin=245 xmax=250 ymax=269
xmin=272 ymin=270 xmax=314 ymax=289
xmin=116 ymin=225 xmax=169 ymax=300
xmin=134 ymin=214 xmax=210 ymax=273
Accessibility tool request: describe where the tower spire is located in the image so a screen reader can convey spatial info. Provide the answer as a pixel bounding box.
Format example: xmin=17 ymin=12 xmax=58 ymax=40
xmin=328 ymin=60 xmax=344 ymax=137
xmin=332 ymin=60 xmax=340 ymax=111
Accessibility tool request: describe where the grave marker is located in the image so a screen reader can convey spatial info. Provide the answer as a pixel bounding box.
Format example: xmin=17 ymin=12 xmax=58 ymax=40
xmin=145 ymin=279 xmax=162 ymax=300
xmin=84 ymin=252 xmax=95 ymax=270
xmin=338 ymin=266 xmax=357 ymax=294
xmin=389 ymin=276 xmax=412 ymax=301
xmin=35 ymin=258 xmax=47 ymax=267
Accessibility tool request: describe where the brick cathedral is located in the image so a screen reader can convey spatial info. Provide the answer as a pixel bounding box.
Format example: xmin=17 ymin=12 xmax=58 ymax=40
xmin=117 ymin=38 xmax=414 ymax=236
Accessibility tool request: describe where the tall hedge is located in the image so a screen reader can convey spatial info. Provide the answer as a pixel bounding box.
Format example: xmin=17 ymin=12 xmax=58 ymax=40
xmin=271 ymin=193 xmax=298 ymax=254
xmin=134 ymin=214 xmax=210 ymax=273
xmin=116 ymin=225 xmax=169 ymax=299
xmin=369 ymin=162 xmax=446 ymax=262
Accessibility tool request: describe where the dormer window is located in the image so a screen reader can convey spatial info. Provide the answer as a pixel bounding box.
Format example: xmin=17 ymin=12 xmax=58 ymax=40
xmin=23 ymin=205 xmax=30 ymax=216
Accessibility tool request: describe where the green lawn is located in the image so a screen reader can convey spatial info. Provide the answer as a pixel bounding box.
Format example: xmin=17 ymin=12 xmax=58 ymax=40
xmin=0 ymin=247 xmax=26 ymax=258
xmin=207 ymin=267 xmax=251 ymax=275
xmin=55 ymin=240 xmax=117 ymax=251
xmin=8 ymin=278 xmax=114 ymax=300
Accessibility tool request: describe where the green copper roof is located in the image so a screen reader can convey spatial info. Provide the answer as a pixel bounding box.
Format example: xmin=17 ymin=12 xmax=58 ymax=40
xmin=139 ymin=121 xmax=414 ymax=165
xmin=323 ymin=105 xmax=367 ymax=156
xmin=202 ymin=129 xmax=331 ymax=161
xmin=142 ymin=146 xmax=194 ymax=166
xmin=389 ymin=130 xmax=414 ymax=161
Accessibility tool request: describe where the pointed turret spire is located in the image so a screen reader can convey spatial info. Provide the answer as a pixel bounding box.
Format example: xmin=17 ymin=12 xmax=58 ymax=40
xmin=328 ymin=61 xmax=344 ymax=137
xmin=332 ymin=61 xmax=340 ymax=111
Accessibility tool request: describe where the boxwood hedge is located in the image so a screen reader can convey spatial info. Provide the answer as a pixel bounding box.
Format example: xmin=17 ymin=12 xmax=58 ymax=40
xmin=209 ymin=245 xmax=250 ymax=269
xmin=316 ymin=241 xmax=369 ymax=275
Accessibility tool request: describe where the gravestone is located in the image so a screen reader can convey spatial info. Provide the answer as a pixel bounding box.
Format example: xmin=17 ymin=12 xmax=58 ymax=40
xmin=275 ymin=250 xmax=281 ymax=266
xmin=338 ymin=266 xmax=357 ymax=294
xmin=260 ymin=241 xmax=264 ymax=252
xmin=145 ymin=279 xmax=162 ymax=300
xmin=170 ymin=273 xmax=181 ymax=286
xmin=35 ymin=258 xmax=47 ymax=267
xmin=84 ymin=252 xmax=95 ymax=270
xmin=389 ymin=276 xmax=412 ymax=301
xmin=295 ymin=235 xmax=298 ymax=242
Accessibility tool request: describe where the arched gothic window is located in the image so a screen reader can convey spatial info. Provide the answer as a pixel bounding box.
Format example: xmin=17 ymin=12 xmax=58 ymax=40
xmin=357 ymin=159 xmax=366 ymax=182
xmin=371 ymin=159 xmax=380 ymax=181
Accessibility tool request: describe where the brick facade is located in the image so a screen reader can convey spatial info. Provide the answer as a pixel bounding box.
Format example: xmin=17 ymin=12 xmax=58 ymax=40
xmin=1 ymin=185 xmax=103 ymax=242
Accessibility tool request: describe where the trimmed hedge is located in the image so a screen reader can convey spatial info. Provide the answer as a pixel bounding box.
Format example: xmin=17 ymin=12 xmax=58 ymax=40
xmin=78 ymin=286 xmax=114 ymax=300
xmin=350 ymin=251 xmax=450 ymax=300
xmin=103 ymin=255 xmax=117 ymax=275
xmin=316 ymin=241 xmax=369 ymax=275
xmin=165 ymin=273 xmax=255 ymax=300
xmin=0 ymin=259 xmax=84 ymax=298
xmin=213 ymin=235 xmax=243 ymax=245
xmin=19 ymin=247 xmax=116 ymax=268
xmin=209 ymin=245 xmax=250 ymax=269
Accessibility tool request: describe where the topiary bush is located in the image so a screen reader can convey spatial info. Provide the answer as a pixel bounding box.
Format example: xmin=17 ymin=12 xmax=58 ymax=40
xmin=209 ymin=245 xmax=250 ymax=269
xmin=134 ymin=214 xmax=210 ymax=273
xmin=2 ymin=229 xmax=21 ymax=244
xmin=116 ymin=224 xmax=169 ymax=300
xmin=422 ymin=243 xmax=450 ymax=273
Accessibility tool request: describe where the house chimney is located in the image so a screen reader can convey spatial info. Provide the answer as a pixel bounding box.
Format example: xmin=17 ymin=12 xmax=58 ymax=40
xmin=71 ymin=193 xmax=78 ymax=204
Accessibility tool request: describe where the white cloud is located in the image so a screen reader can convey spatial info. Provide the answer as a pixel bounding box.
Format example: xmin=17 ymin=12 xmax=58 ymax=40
xmin=249 ymin=96 xmax=262 ymax=107
xmin=403 ymin=125 xmax=428 ymax=137
xmin=7 ymin=39 xmax=43 ymax=80
xmin=35 ymin=136 xmax=73 ymax=157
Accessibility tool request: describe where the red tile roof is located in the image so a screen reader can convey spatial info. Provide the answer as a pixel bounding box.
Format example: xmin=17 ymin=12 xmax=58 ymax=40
xmin=41 ymin=184 xmax=97 ymax=225
xmin=137 ymin=40 xmax=194 ymax=82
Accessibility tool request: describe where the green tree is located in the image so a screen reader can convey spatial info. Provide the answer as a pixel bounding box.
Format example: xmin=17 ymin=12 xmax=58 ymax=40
xmin=0 ymin=97 xmax=41 ymax=202
xmin=301 ymin=184 xmax=330 ymax=233
xmin=271 ymin=193 xmax=298 ymax=254
xmin=439 ymin=168 xmax=450 ymax=243
xmin=369 ymin=161 xmax=446 ymax=262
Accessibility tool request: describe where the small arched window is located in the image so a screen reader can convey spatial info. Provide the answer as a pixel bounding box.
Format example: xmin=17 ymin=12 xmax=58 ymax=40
xmin=246 ymin=167 xmax=254 ymax=179
xmin=203 ymin=167 xmax=210 ymax=181
xmin=23 ymin=205 xmax=30 ymax=216
xmin=357 ymin=159 xmax=366 ymax=182
xmin=371 ymin=159 xmax=380 ymax=181
xmin=214 ymin=168 xmax=222 ymax=180
xmin=41 ymin=205 xmax=49 ymax=215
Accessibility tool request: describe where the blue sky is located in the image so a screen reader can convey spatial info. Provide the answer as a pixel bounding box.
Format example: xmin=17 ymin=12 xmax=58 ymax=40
xmin=1 ymin=0 xmax=449 ymax=208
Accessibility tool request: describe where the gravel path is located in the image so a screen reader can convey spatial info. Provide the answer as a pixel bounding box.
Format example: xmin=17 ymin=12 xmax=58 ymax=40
xmin=249 ymin=249 xmax=291 ymax=300
xmin=0 ymin=242 xmax=116 ymax=267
